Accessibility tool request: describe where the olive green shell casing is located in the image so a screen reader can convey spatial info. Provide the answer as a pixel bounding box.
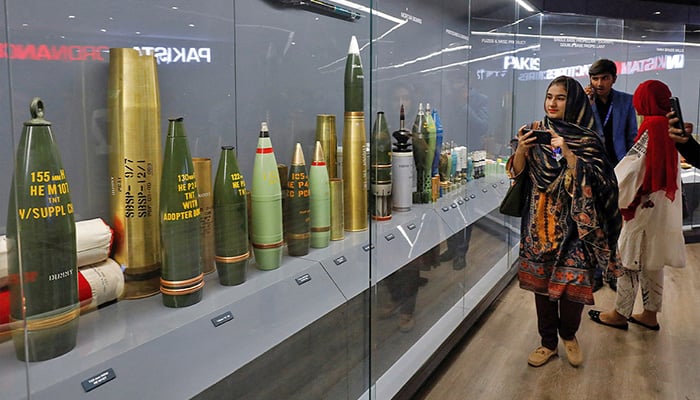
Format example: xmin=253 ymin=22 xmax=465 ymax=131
xmin=213 ymin=146 xmax=250 ymax=286
xmin=286 ymin=144 xmax=310 ymax=256
xmin=251 ymin=123 xmax=284 ymax=270
xmin=7 ymin=98 xmax=79 ymax=361
xmin=370 ymin=111 xmax=392 ymax=221
xmin=160 ymin=117 xmax=204 ymax=307
xmin=309 ymin=142 xmax=331 ymax=248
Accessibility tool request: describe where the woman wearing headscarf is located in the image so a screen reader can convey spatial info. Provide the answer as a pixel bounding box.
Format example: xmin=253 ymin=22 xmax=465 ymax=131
xmin=589 ymin=80 xmax=685 ymax=331
xmin=508 ymin=75 xmax=622 ymax=368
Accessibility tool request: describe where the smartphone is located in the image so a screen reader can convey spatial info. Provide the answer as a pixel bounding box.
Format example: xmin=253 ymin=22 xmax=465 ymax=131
xmin=525 ymin=129 xmax=552 ymax=145
xmin=669 ymin=96 xmax=686 ymax=136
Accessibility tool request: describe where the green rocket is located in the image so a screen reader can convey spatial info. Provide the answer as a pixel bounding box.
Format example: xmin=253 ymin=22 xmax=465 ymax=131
xmin=309 ymin=141 xmax=331 ymax=248
xmin=251 ymin=122 xmax=284 ymax=270
xmin=160 ymin=117 xmax=204 ymax=308
xmin=213 ymin=146 xmax=250 ymax=285
xmin=286 ymin=143 xmax=310 ymax=256
xmin=7 ymin=98 xmax=79 ymax=361
xmin=370 ymin=111 xmax=392 ymax=220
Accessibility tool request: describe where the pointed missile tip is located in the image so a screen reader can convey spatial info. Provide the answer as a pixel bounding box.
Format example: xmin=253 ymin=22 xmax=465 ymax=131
xmin=348 ymin=36 xmax=360 ymax=55
xmin=313 ymin=141 xmax=326 ymax=162
xmin=260 ymin=121 xmax=269 ymax=137
xmin=292 ymin=143 xmax=306 ymax=165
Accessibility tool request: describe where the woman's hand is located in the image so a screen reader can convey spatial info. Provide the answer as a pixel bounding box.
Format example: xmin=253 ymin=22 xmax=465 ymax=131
xmin=511 ymin=125 xmax=534 ymax=175
xmin=666 ymin=111 xmax=693 ymax=144
xmin=550 ymin=130 xmax=576 ymax=168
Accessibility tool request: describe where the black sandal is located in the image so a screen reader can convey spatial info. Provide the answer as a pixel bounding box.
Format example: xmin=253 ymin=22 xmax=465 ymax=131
xmin=588 ymin=310 xmax=628 ymax=330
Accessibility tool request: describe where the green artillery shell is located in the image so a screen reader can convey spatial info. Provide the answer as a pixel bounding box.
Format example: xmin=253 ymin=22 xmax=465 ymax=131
xmin=310 ymin=141 xmax=331 ymax=248
xmin=251 ymin=122 xmax=283 ymax=270
xmin=213 ymin=146 xmax=250 ymax=286
xmin=7 ymin=98 xmax=79 ymax=362
xmin=160 ymin=117 xmax=204 ymax=307
xmin=412 ymin=103 xmax=431 ymax=204
xmin=370 ymin=111 xmax=392 ymax=221
xmin=286 ymin=144 xmax=310 ymax=256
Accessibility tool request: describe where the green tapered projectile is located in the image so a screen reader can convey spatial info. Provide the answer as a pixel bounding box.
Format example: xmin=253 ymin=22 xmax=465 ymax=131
xmin=309 ymin=141 xmax=331 ymax=248
xmin=370 ymin=111 xmax=392 ymax=220
xmin=286 ymin=143 xmax=310 ymax=256
xmin=160 ymin=117 xmax=204 ymax=307
xmin=251 ymin=122 xmax=284 ymax=270
xmin=213 ymin=146 xmax=250 ymax=285
xmin=7 ymin=98 xmax=79 ymax=362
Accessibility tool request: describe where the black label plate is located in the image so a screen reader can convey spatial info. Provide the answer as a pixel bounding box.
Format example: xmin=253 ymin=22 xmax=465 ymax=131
xmin=211 ymin=311 xmax=234 ymax=327
xmin=81 ymin=368 xmax=116 ymax=393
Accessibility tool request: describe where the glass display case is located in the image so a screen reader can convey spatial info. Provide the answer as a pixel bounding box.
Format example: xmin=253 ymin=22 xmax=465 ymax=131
xmin=1 ymin=1 xmax=698 ymax=399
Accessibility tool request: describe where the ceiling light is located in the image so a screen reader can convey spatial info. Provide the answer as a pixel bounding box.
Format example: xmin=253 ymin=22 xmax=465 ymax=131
xmin=515 ymin=0 xmax=535 ymax=12
xmin=653 ymin=11 xmax=661 ymax=15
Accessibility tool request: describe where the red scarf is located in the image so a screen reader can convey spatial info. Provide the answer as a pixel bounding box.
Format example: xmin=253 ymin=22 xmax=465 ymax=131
xmin=621 ymin=80 xmax=678 ymax=220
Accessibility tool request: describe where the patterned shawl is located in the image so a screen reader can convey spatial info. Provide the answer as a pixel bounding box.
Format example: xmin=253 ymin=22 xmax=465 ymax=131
xmin=528 ymin=76 xmax=622 ymax=273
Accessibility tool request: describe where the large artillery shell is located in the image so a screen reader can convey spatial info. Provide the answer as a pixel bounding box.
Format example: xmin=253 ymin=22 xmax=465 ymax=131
xmin=286 ymin=144 xmax=310 ymax=256
xmin=213 ymin=146 xmax=249 ymax=286
xmin=160 ymin=117 xmax=203 ymax=308
xmin=251 ymin=122 xmax=283 ymax=270
xmin=7 ymin=99 xmax=79 ymax=361
xmin=310 ymin=142 xmax=331 ymax=248
xmin=343 ymin=35 xmax=368 ymax=232
xmin=316 ymin=114 xmax=338 ymax=178
xmin=108 ymin=48 xmax=162 ymax=299
xmin=330 ymin=178 xmax=344 ymax=240
xmin=193 ymin=158 xmax=215 ymax=275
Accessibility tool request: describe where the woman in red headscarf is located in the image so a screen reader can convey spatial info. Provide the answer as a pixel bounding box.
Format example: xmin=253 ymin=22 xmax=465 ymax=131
xmin=589 ymin=80 xmax=685 ymax=331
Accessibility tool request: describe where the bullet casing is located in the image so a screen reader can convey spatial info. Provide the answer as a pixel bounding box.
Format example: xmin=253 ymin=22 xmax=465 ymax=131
xmin=310 ymin=142 xmax=331 ymax=248
xmin=315 ymin=114 xmax=337 ymax=178
xmin=7 ymin=98 xmax=79 ymax=361
xmin=286 ymin=144 xmax=310 ymax=256
xmin=193 ymin=158 xmax=215 ymax=275
xmin=107 ymin=48 xmax=162 ymax=299
xmin=251 ymin=125 xmax=284 ymax=270
xmin=213 ymin=146 xmax=250 ymax=286
xmin=160 ymin=117 xmax=204 ymax=308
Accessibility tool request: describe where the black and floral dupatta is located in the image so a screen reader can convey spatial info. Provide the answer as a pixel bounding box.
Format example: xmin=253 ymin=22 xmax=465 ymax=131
xmin=527 ymin=76 xmax=622 ymax=275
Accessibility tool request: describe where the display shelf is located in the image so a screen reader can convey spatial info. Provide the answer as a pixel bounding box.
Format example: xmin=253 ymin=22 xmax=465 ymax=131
xmin=2 ymin=173 xmax=514 ymax=400
xmin=1 ymin=255 xmax=345 ymax=400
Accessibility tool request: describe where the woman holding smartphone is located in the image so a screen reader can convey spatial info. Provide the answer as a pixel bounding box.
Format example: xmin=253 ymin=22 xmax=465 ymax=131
xmin=508 ymin=75 xmax=622 ymax=368
xmin=589 ymin=80 xmax=685 ymax=332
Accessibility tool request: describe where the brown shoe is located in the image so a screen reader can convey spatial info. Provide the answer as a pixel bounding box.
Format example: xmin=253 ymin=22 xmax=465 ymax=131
xmin=562 ymin=337 xmax=583 ymax=367
xmin=398 ymin=313 xmax=415 ymax=333
xmin=528 ymin=346 xmax=557 ymax=367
